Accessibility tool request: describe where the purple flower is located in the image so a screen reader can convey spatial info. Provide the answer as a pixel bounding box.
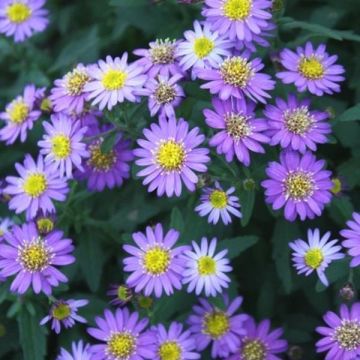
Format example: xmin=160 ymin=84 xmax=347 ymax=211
xmin=204 ymin=97 xmax=269 ymax=165
xmin=0 ymin=222 xmax=75 ymax=295
xmin=202 ymin=0 xmax=273 ymax=42
xmin=289 ymin=228 xmax=344 ymax=287
xmin=0 ymin=0 xmax=48 ymax=42
xmin=40 ymin=299 xmax=88 ymax=334
xmin=107 ymin=284 xmax=133 ymax=307
xmin=198 ymin=55 xmax=275 ymax=103
xmin=123 ymin=223 xmax=189 ymax=298
xmin=49 ymin=64 xmax=90 ymax=114
xmin=227 ymin=316 xmax=288 ymax=360
xmin=87 ymin=308 xmax=155 ymax=360
xmin=57 ymin=341 xmax=92 ymax=360
xmin=341 ymin=212 xmax=360 ymax=267
xmin=35 ymin=210 xmax=56 ymax=235
xmin=261 ymin=151 xmax=333 ymax=221
xmin=187 ymin=295 xmax=248 ymax=358
xmin=182 ymin=237 xmax=232 ymax=297
xmin=84 ymin=54 xmax=147 ymax=111
xmin=5 ymin=154 xmax=69 ymax=220
xmin=316 ymin=302 xmax=360 ymax=359
xmin=264 ymin=94 xmax=331 ymax=153
xmin=277 ymin=42 xmax=345 ymax=96
xmin=134 ymin=116 xmax=210 ymax=197
xmin=0 ymin=84 xmax=41 ymax=144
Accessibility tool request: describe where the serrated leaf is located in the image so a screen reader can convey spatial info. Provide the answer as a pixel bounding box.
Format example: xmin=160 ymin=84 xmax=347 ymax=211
xmin=338 ymin=104 xmax=360 ymax=122
xmin=218 ymin=235 xmax=258 ymax=259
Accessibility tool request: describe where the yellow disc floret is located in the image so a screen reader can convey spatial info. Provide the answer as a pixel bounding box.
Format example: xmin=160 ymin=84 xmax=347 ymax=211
xmin=203 ymin=311 xmax=229 ymax=339
xmin=6 ymin=3 xmax=32 ymax=23
xmin=223 ymin=0 xmax=252 ymax=21
xmin=155 ymin=83 xmax=176 ymax=104
xmin=52 ymin=134 xmax=71 ymax=159
xmin=143 ymin=246 xmax=170 ymax=275
xmin=241 ymin=339 xmax=266 ymax=360
xmin=88 ymin=143 xmax=117 ymax=172
xmin=65 ymin=68 xmax=89 ymax=95
xmin=23 ymin=173 xmax=47 ymax=198
xmin=158 ymin=341 xmax=182 ymax=360
xmin=221 ymin=57 xmax=253 ymax=87
xmin=335 ymin=321 xmax=360 ymax=351
xmin=150 ymin=39 xmax=176 ymax=64
xmin=198 ymin=256 xmax=217 ymax=275
xmin=156 ymin=140 xmax=185 ymax=172
xmin=298 ymin=56 xmax=324 ymax=80
xmin=284 ymin=107 xmax=313 ymax=135
xmin=284 ymin=172 xmax=313 ymax=201
xmin=210 ymin=190 xmax=228 ymax=209
xmin=107 ymin=332 xmax=136 ymax=359
xmin=19 ymin=240 xmax=50 ymax=272
xmin=7 ymin=99 xmax=29 ymax=124
xmin=225 ymin=113 xmax=251 ymax=139
xmin=52 ymin=302 xmax=71 ymax=321
xmin=193 ymin=37 xmax=214 ymax=59
xmin=304 ymin=248 xmax=324 ymax=269
xmin=102 ymin=69 xmax=128 ymax=90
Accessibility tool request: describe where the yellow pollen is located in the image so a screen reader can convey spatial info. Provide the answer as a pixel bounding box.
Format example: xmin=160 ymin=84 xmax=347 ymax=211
xmin=107 ymin=332 xmax=136 ymax=359
xmin=7 ymin=100 xmax=29 ymax=124
xmin=158 ymin=341 xmax=182 ymax=360
xmin=225 ymin=113 xmax=251 ymax=139
xmin=156 ymin=140 xmax=185 ymax=172
xmin=193 ymin=37 xmax=214 ymax=59
xmin=331 ymin=178 xmax=342 ymax=195
xmin=65 ymin=69 xmax=89 ymax=95
xmin=223 ymin=0 xmax=252 ymax=21
xmin=221 ymin=57 xmax=253 ymax=87
xmin=36 ymin=218 xmax=54 ymax=235
xmin=298 ymin=56 xmax=324 ymax=80
xmin=150 ymin=39 xmax=175 ymax=64
xmin=284 ymin=107 xmax=313 ymax=135
xmin=88 ymin=143 xmax=117 ymax=172
xmin=334 ymin=321 xmax=360 ymax=350
xmin=143 ymin=246 xmax=170 ymax=275
xmin=284 ymin=172 xmax=313 ymax=201
xmin=198 ymin=256 xmax=217 ymax=275
xmin=203 ymin=311 xmax=229 ymax=339
xmin=52 ymin=303 xmax=71 ymax=321
xmin=19 ymin=240 xmax=50 ymax=272
xmin=155 ymin=83 xmax=176 ymax=104
xmin=210 ymin=190 xmax=228 ymax=209
xmin=304 ymin=248 xmax=324 ymax=269
xmin=23 ymin=173 xmax=47 ymax=198
xmin=6 ymin=3 xmax=32 ymax=23
xmin=242 ymin=339 xmax=266 ymax=360
xmin=51 ymin=134 xmax=71 ymax=159
xmin=102 ymin=69 xmax=128 ymax=90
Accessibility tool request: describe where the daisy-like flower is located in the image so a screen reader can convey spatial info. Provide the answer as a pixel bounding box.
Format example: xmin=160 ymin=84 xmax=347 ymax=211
xmin=0 ymin=0 xmax=48 ymax=42
xmin=134 ymin=39 xmax=183 ymax=78
xmin=107 ymin=284 xmax=133 ymax=307
xmin=204 ymin=97 xmax=269 ymax=166
xmin=187 ymin=295 xmax=248 ymax=358
xmin=5 ymin=154 xmax=69 ymax=220
xmin=289 ymin=228 xmax=344 ymax=286
xmin=123 ymin=223 xmax=189 ymax=297
xmin=84 ymin=54 xmax=147 ymax=111
xmin=341 ymin=212 xmax=360 ymax=267
xmin=276 ymin=42 xmax=345 ymax=96
xmin=0 ymin=84 xmax=41 ymax=144
xmin=0 ymin=222 xmax=75 ymax=295
xmin=198 ymin=55 xmax=275 ymax=103
xmin=0 ymin=217 xmax=14 ymax=240
xmin=264 ymin=94 xmax=331 ymax=153
xmin=177 ymin=20 xmax=233 ymax=79
xmin=202 ymin=0 xmax=273 ymax=42
xmin=57 ymin=341 xmax=92 ymax=360
xmin=134 ymin=116 xmax=210 ymax=197
xmin=316 ymin=302 xmax=360 ymax=359
xmin=49 ymin=64 xmax=90 ymax=114
xmin=195 ymin=182 xmax=242 ymax=225
xmin=87 ymin=308 xmax=155 ymax=360
xmin=150 ymin=322 xmax=200 ymax=360
xmin=40 ymin=299 xmax=88 ymax=334
xmin=261 ymin=151 xmax=333 ymax=221
xmin=227 ymin=316 xmax=288 ymax=360
xmin=182 ymin=237 xmax=232 ymax=297
xmin=38 ymin=113 xmax=89 ymax=178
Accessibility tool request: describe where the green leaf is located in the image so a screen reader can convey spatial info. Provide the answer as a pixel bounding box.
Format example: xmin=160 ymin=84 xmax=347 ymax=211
xmin=239 ymin=189 xmax=255 ymax=227
xmin=100 ymin=132 xmax=117 ymax=153
xmin=315 ymin=258 xmax=350 ymax=291
xmin=328 ymin=197 xmax=354 ymax=225
xmin=218 ymin=235 xmax=259 ymax=259
xmin=170 ymin=207 xmax=185 ymax=233
xmin=338 ymin=104 xmax=360 ymax=122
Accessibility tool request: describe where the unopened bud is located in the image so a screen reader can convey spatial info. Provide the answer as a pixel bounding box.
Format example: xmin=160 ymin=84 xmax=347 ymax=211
xmin=339 ymin=283 xmax=355 ymax=302
xmin=287 ymin=345 xmax=303 ymax=360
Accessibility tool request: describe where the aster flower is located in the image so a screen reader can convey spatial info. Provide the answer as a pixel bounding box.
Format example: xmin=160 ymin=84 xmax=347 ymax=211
xmin=227 ymin=316 xmax=288 ymax=360
xmin=276 ymin=42 xmax=345 ymax=96
xmin=261 ymin=151 xmax=333 ymax=221
xmin=134 ymin=38 xmax=183 ymax=78
xmin=187 ymin=295 xmax=248 ymax=358
xmin=289 ymin=228 xmax=344 ymax=286
xmin=316 ymin=302 xmax=360 ymax=359
xmin=134 ymin=116 xmax=210 ymax=197
xmin=35 ymin=210 xmax=56 ymax=235
xmin=202 ymin=0 xmax=273 ymax=42
xmin=107 ymin=284 xmax=133 ymax=307
xmin=84 ymin=54 xmax=147 ymax=111
xmin=87 ymin=307 xmax=155 ymax=360
xmin=341 ymin=212 xmax=360 ymax=267
xmin=40 ymin=299 xmax=88 ymax=334
xmin=0 ymin=217 xmax=14 ymax=240
xmin=38 ymin=113 xmax=89 ymax=178
xmin=177 ymin=20 xmax=233 ymax=79
xmin=198 ymin=55 xmax=275 ymax=103
xmin=204 ymin=97 xmax=269 ymax=165
xmin=0 ymin=84 xmax=41 ymax=144
xmin=0 ymin=0 xmax=48 ymax=42
xmin=182 ymin=237 xmax=232 ymax=297
xmin=57 ymin=341 xmax=92 ymax=360
xmin=0 ymin=222 xmax=75 ymax=295
xmin=50 ymin=64 xmax=90 ymax=114
xmin=123 ymin=223 xmax=189 ymax=297
xmin=264 ymin=94 xmax=331 ymax=153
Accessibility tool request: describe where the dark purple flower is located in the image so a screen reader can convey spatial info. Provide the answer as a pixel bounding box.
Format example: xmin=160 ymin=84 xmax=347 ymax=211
xmin=341 ymin=212 xmax=360 ymax=267
xmin=107 ymin=284 xmax=133 ymax=307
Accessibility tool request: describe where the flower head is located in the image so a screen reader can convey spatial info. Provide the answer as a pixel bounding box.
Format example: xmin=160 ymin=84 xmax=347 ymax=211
xmin=35 ymin=210 xmax=56 ymax=235
xmin=57 ymin=341 xmax=92 ymax=360
xmin=341 ymin=212 xmax=360 ymax=267
xmin=107 ymin=284 xmax=133 ymax=307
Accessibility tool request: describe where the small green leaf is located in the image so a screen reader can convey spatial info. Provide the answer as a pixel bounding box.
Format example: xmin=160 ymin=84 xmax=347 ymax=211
xmin=315 ymin=258 xmax=350 ymax=291
xmin=338 ymin=104 xmax=360 ymax=122
xmin=170 ymin=207 xmax=185 ymax=233
xmin=239 ymin=189 xmax=255 ymax=227
xmin=218 ymin=235 xmax=259 ymax=259
xmin=100 ymin=132 xmax=117 ymax=153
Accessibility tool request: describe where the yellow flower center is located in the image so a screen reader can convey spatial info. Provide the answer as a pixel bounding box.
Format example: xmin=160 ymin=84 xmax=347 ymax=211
xmin=284 ymin=172 xmax=313 ymax=201
xmin=88 ymin=143 xmax=117 ymax=172
xmin=331 ymin=178 xmax=342 ymax=195
xmin=150 ymin=39 xmax=175 ymax=64
xmin=143 ymin=246 xmax=170 ymax=275
xmin=242 ymin=339 xmax=266 ymax=360
xmin=40 ymin=98 xmax=52 ymax=113
xmin=335 ymin=321 xmax=360 ymax=350
xmin=284 ymin=107 xmax=313 ymax=135
xmin=52 ymin=303 xmax=71 ymax=321
xmin=304 ymin=248 xmax=324 ymax=269
xmin=203 ymin=311 xmax=229 ymax=339
xmin=36 ymin=218 xmax=55 ymax=235
xmin=225 ymin=113 xmax=251 ymax=139
xmin=223 ymin=0 xmax=252 ymax=21
xmin=51 ymin=134 xmax=71 ymax=159
xmin=221 ymin=57 xmax=253 ymax=87
xmin=107 ymin=333 xmax=136 ymax=359
xmin=193 ymin=37 xmax=215 ymax=59
xmin=19 ymin=240 xmax=50 ymax=272
xmin=65 ymin=69 xmax=89 ymax=95
xmin=6 ymin=3 xmax=32 ymax=23
xmin=298 ymin=57 xmax=324 ymax=80
xmin=23 ymin=173 xmax=47 ymax=198
xmin=7 ymin=100 xmax=29 ymax=124
xmin=198 ymin=256 xmax=217 ymax=275
xmin=158 ymin=341 xmax=181 ymax=360
xmin=102 ymin=69 xmax=128 ymax=90
xmin=156 ymin=140 xmax=185 ymax=172
xmin=210 ymin=190 xmax=228 ymax=209
xmin=155 ymin=83 xmax=176 ymax=104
